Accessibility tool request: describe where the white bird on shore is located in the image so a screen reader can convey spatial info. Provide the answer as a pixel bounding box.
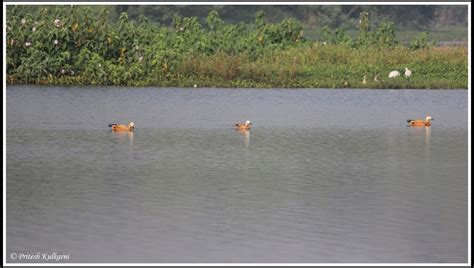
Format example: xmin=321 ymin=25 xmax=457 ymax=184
xmin=374 ymin=75 xmax=379 ymax=82
xmin=388 ymin=70 xmax=400 ymax=78
xmin=362 ymin=75 xmax=367 ymax=85
xmin=404 ymin=67 xmax=412 ymax=78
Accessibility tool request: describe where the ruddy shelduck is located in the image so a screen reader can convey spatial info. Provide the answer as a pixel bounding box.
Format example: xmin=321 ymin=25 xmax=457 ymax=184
xmin=109 ymin=122 xmax=135 ymax=131
xmin=235 ymin=120 xmax=252 ymax=131
xmin=407 ymin=116 xmax=433 ymax=127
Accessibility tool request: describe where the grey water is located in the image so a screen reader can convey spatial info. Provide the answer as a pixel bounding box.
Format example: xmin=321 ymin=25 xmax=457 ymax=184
xmin=6 ymin=86 xmax=468 ymax=263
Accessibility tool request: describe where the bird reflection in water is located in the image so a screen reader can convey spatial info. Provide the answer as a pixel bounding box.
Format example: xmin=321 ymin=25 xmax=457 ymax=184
xmin=236 ymin=129 xmax=250 ymax=147
xmin=408 ymin=125 xmax=431 ymax=146
xmin=111 ymin=130 xmax=134 ymax=147
xmin=425 ymin=125 xmax=431 ymax=145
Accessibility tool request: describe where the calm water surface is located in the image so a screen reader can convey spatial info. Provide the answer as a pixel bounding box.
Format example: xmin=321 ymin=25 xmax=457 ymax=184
xmin=6 ymin=86 xmax=468 ymax=263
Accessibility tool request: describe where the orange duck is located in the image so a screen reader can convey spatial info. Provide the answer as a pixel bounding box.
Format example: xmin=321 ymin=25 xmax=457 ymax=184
xmin=407 ymin=116 xmax=433 ymax=127
xmin=235 ymin=120 xmax=252 ymax=131
xmin=108 ymin=122 xmax=135 ymax=131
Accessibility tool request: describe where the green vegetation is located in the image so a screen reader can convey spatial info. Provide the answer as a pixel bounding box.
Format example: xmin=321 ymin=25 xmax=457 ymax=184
xmin=6 ymin=6 xmax=468 ymax=89
xmin=78 ymin=6 xmax=470 ymax=36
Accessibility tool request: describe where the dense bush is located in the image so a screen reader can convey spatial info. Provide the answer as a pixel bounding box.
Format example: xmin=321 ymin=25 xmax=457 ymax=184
xmin=6 ymin=6 xmax=468 ymax=89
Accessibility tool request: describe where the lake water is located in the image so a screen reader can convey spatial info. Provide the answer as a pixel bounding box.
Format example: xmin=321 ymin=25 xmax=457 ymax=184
xmin=6 ymin=86 xmax=468 ymax=263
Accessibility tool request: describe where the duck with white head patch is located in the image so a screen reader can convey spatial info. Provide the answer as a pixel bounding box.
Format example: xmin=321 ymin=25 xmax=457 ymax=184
xmin=109 ymin=122 xmax=135 ymax=131
xmin=235 ymin=120 xmax=252 ymax=130
xmin=407 ymin=116 xmax=433 ymax=127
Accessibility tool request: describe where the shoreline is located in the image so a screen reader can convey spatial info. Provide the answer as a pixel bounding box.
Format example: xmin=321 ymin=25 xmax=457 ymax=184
xmin=7 ymin=7 xmax=467 ymax=90
xmin=6 ymin=83 xmax=468 ymax=90
xmin=7 ymin=45 xmax=467 ymax=89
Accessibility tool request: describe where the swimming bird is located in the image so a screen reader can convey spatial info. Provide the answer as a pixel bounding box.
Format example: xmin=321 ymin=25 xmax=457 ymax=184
xmin=109 ymin=122 xmax=135 ymax=131
xmin=407 ymin=116 xmax=433 ymax=127
xmin=235 ymin=120 xmax=252 ymax=130
xmin=388 ymin=70 xmax=400 ymax=78
xmin=404 ymin=67 xmax=412 ymax=78
xmin=362 ymin=75 xmax=367 ymax=85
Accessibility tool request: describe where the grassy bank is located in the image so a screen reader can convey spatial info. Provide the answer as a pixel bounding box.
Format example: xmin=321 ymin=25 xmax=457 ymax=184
xmin=157 ymin=45 xmax=468 ymax=89
xmin=6 ymin=6 xmax=468 ymax=89
xmin=8 ymin=44 xmax=467 ymax=89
